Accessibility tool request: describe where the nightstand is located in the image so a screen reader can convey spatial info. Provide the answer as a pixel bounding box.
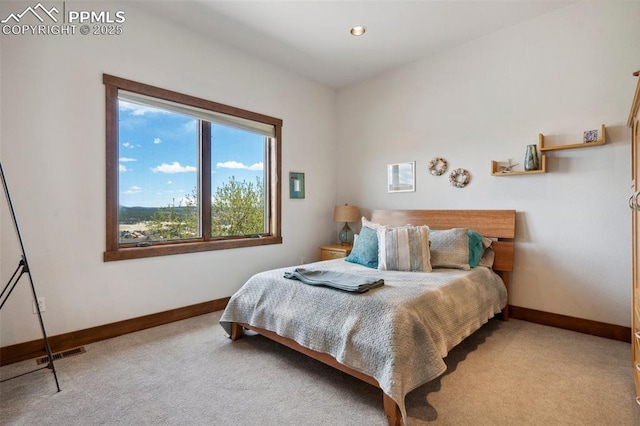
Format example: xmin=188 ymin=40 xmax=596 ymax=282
xmin=319 ymin=244 xmax=353 ymax=260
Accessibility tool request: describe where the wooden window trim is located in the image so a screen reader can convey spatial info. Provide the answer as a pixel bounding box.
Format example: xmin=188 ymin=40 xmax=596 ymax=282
xmin=103 ymin=74 xmax=282 ymax=262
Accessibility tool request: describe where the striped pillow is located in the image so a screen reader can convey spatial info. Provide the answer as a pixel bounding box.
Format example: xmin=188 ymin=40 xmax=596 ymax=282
xmin=377 ymin=225 xmax=431 ymax=272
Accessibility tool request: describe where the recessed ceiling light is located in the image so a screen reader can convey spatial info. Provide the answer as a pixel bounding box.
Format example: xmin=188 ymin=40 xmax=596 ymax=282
xmin=350 ymin=26 xmax=366 ymax=36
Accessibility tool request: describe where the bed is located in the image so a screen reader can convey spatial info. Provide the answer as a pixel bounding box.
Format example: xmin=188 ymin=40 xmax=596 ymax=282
xmin=220 ymin=209 xmax=516 ymax=425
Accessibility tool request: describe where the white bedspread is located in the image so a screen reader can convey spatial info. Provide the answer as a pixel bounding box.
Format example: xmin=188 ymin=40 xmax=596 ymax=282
xmin=220 ymin=258 xmax=507 ymax=421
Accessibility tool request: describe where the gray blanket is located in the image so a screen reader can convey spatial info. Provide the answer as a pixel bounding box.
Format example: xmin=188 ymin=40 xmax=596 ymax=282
xmin=283 ymin=267 xmax=384 ymax=292
xmin=220 ymin=258 xmax=506 ymax=423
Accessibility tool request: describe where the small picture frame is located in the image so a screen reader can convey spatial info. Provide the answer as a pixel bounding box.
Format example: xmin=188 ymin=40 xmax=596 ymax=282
xmin=388 ymin=161 xmax=416 ymax=193
xmin=289 ymin=172 xmax=305 ymax=199
xmin=583 ymin=129 xmax=598 ymax=143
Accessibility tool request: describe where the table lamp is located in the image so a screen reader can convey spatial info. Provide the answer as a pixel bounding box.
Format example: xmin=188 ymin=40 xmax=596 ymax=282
xmin=333 ymin=204 xmax=360 ymax=245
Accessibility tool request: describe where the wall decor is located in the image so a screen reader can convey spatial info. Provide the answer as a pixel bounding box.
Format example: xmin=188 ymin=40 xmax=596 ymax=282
xmin=449 ymin=168 xmax=471 ymax=188
xmin=388 ymin=162 xmax=415 ymax=193
xmin=583 ymin=129 xmax=598 ymax=143
xmin=500 ymin=158 xmax=519 ymax=173
xmin=289 ymin=172 xmax=305 ymax=199
xmin=428 ymin=157 xmax=448 ymax=176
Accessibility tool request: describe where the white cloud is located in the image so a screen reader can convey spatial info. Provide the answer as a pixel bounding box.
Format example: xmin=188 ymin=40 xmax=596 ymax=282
xmin=167 ymin=180 xmax=173 ymax=185
xmin=183 ymin=121 xmax=197 ymax=134
xmin=153 ymin=137 xmax=162 ymax=144
xmin=123 ymin=185 xmax=142 ymax=195
xmin=217 ymin=161 xmax=244 ymax=169
xmin=119 ymin=164 xmax=128 ymax=172
xmin=119 ymin=100 xmax=170 ymax=116
xmin=151 ymin=162 xmax=197 ymax=174
xmin=119 ymin=157 xmax=136 ymax=162
xmin=122 ymin=142 xmax=134 ymax=149
xmin=173 ymin=196 xmax=194 ymax=207
xmin=217 ymin=161 xmax=263 ymax=171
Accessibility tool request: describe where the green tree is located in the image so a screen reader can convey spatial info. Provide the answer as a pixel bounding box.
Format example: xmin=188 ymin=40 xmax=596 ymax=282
xmin=211 ymin=176 xmax=264 ymax=236
xmin=147 ymin=190 xmax=198 ymax=241
xmin=146 ymin=177 xmax=264 ymax=240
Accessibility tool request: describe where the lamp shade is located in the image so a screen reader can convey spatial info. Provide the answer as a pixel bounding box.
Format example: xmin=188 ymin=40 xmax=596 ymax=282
xmin=333 ymin=205 xmax=360 ymax=223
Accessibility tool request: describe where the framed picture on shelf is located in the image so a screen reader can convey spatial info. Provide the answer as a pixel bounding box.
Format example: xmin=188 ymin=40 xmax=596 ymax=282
xmin=583 ymin=129 xmax=598 ymax=143
xmin=289 ymin=172 xmax=305 ymax=199
xmin=387 ymin=161 xmax=415 ymax=193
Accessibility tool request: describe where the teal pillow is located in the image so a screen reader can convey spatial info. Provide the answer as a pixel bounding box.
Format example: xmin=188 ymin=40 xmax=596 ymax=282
xmin=468 ymin=230 xmax=484 ymax=268
xmin=345 ymin=226 xmax=379 ymax=269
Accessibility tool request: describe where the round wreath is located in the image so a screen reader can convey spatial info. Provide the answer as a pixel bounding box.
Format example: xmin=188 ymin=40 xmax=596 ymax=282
xmin=428 ymin=157 xmax=448 ymax=176
xmin=449 ymin=168 xmax=471 ymax=188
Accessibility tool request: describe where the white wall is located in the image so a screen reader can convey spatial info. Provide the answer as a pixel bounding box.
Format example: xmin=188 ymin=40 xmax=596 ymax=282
xmin=336 ymin=0 xmax=640 ymax=327
xmin=0 ymin=2 xmax=338 ymax=346
xmin=2 ymin=1 xmax=636 ymax=349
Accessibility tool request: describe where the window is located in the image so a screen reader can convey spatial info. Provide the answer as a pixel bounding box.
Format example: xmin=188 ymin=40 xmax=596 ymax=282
xmin=103 ymin=74 xmax=282 ymax=261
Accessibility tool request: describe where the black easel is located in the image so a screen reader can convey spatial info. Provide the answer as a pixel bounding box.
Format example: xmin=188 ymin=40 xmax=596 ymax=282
xmin=0 ymin=160 xmax=60 ymax=391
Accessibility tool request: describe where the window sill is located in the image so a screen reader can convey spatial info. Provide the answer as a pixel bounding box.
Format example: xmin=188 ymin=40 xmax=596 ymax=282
xmin=103 ymin=235 xmax=282 ymax=262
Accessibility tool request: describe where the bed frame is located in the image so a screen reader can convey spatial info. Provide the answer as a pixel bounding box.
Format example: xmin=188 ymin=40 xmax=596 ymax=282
xmin=228 ymin=209 xmax=516 ymax=426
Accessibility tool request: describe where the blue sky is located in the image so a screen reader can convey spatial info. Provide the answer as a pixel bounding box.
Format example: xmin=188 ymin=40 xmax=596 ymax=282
xmin=118 ymin=100 xmax=265 ymax=208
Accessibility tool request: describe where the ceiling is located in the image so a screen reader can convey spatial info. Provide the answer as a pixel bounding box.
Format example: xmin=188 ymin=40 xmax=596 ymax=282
xmin=146 ymin=1 xmax=577 ymax=88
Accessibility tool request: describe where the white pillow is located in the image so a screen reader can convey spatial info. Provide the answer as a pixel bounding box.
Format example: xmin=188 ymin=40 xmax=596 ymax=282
xmin=362 ymin=216 xmax=384 ymax=229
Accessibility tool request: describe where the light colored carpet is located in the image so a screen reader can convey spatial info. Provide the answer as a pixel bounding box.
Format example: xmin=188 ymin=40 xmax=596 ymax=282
xmin=1 ymin=311 xmax=638 ymax=425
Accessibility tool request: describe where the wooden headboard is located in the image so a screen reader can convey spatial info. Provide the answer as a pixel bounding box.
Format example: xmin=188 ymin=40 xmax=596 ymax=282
xmin=370 ymin=209 xmax=516 ymax=275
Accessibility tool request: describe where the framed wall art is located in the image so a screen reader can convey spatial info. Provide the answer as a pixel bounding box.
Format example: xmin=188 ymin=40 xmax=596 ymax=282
xmin=289 ymin=172 xmax=305 ymax=199
xmin=583 ymin=129 xmax=598 ymax=143
xmin=387 ymin=161 xmax=415 ymax=193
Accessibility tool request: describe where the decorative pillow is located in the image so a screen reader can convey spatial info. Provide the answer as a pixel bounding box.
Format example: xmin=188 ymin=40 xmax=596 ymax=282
xmin=468 ymin=230 xmax=484 ymax=268
xmin=429 ymin=228 xmax=470 ymax=270
xmin=362 ymin=216 xmax=383 ymax=229
xmin=478 ymin=237 xmax=495 ymax=267
xmin=345 ymin=225 xmax=379 ymax=268
xmin=377 ymin=225 xmax=431 ymax=272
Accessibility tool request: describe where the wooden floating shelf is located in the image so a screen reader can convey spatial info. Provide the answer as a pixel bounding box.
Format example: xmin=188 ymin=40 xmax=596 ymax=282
xmin=539 ymin=124 xmax=606 ymax=152
xmin=491 ymin=124 xmax=605 ymax=176
xmin=491 ymin=155 xmax=547 ymax=176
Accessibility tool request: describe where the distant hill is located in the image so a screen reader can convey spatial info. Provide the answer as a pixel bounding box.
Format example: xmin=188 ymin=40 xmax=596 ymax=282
xmin=119 ymin=206 xmax=193 ymax=224
xmin=119 ymin=206 xmax=160 ymax=224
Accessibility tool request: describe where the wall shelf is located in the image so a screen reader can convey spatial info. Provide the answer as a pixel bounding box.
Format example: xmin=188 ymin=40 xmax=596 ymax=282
xmin=491 ymin=155 xmax=546 ymax=176
xmin=539 ymin=124 xmax=606 ymax=152
xmin=491 ymin=124 xmax=606 ymax=176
